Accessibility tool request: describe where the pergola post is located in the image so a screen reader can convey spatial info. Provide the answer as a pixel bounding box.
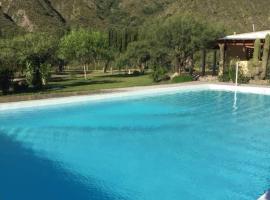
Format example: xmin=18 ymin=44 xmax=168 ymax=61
xmin=201 ymin=49 xmax=206 ymax=76
xmin=218 ymin=43 xmax=225 ymax=76
xmin=212 ymin=50 xmax=217 ymax=76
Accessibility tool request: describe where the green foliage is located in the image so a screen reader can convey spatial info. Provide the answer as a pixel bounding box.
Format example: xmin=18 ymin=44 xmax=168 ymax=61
xmin=108 ymin=28 xmax=138 ymax=53
xmin=151 ymin=65 xmax=169 ymax=82
xmin=25 ymin=61 xmax=34 ymax=86
xmin=139 ymin=14 xmax=224 ymax=74
xmin=171 ymin=75 xmax=193 ymax=83
xmin=262 ymin=34 xmax=270 ymax=79
xmin=123 ymin=40 xmax=151 ymax=72
xmin=115 ymin=54 xmax=130 ymax=69
xmin=13 ymin=32 xmax=57 ymax=88
xmin=40 ymin=63 xmax=51 ymax=85
xmin=0 ymin=37 xmax=17 ymax=94
xmin=0 ymin=68 xmax=14 ymax=95
xmin=25 ymin=61 xmax=51 ymax=89
xmin=1 ymin=0 xmax=270 ymax=36
xmin=253 ymin=38 xmax=261 ymax=64
xmin=218 ymin=61 xmax=250 ymax=84
xmin=59 ymin=29 xmax=109 ymax=64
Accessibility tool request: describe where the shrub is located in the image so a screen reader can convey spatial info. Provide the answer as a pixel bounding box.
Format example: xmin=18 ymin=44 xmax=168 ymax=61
xmin=25 ymin=61 xmax=51 ymax=89
xmin=25 ymin=61 xmax=34 ymax=86
xmin=40 ymin=63 xmax=51 ymax=85
xmin=151 ymin=66 xmax=169 ymax=82
xmin=218 ymin=72 xmax=231 ymax=82
xmin=133 ymin=70 xmax=142 ymax=76
xmin=0 ymin=68 xmax=14 ymax=95
xmin=218 ymin=64 xmax=250 ymax=84
xmin=253 ymin=38 xmax=261 ymax=64
xmin=13 ymin=80 xmax=29 ymax=92
xmin=171 ymin=75 xmax=193 ymax=83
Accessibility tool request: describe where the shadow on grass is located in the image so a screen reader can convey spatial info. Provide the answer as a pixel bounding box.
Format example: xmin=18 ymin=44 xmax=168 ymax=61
xmin=0 ymin=79 xmax=122 ymax=96
xmin=49 ymin=77 xmax=74 ymax=82
xmin=59 ymin=79 xmax=122 ymax=87
xmin=98 ymin=73 xmax=145 ymax=78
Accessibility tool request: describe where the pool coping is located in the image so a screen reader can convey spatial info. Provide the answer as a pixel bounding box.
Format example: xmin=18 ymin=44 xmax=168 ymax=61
xmin=1 ymin=82 xmax=270 ymax=111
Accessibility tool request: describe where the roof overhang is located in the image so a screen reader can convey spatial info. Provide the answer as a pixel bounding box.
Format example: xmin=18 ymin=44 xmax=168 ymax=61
xmin=219 ymin=30 xmax=270 ymax=41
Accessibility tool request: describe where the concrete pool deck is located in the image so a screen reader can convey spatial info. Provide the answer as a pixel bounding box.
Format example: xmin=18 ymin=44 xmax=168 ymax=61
xmin=1 ymin=82 xmax=270 ymax=111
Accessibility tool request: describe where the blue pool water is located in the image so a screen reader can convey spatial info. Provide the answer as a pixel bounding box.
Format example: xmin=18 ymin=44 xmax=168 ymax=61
xmin=0 ymin=90 xmax=270 ymax=200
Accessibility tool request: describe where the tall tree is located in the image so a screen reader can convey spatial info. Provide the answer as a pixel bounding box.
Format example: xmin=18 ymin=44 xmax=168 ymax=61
xmin=59 ymin=29 xmax=110 ymax=78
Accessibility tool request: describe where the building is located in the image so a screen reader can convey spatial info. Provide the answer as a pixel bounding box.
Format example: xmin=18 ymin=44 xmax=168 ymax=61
xmin=217 ymin=30 xmax=270 ymax=78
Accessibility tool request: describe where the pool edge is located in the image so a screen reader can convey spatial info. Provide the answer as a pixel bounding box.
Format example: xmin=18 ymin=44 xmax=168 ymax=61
xmin=1 ymin=83 xmax=270 ymax=111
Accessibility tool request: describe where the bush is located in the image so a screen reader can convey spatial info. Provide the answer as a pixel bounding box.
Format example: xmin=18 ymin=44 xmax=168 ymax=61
xmin=171 ymin=75 xmax=193 ymax=83
xmin=40 ymin=63 xmax=51 ymax=85
xmin=25 ymin=62 xmax=51 ymax=89
xmin=133 ymin=70 xmax=142 ymax=76
xmin=218 ymin=73 xmax=231 ymax=82
xmin=25 ymin=61 xmax=34 ymax=86
xmin=0 ymin=68 xmax=14 ymax=95
xmin=218 ymin=66 xmax=250 ymax=84
xmin=151 ymin=66 xmax=169 ymax=82
xmin=13 ymin=80 xmax=29 ymax=92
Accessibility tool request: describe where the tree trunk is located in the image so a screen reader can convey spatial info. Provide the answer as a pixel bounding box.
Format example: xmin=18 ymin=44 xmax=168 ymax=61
xmin=176 ymin=56 xmax=181 ymax=74
xmin=83 ymin=64 xmax=87 ymax=80
xmin=212 ymin=50 xmax=217 ymax=76
xmin=189 ymin=53 xmax=194 ymax=75
xmin=94 ymin=60 xmax=96 ymax=71
xmin=140 ymin=63 xmax=145 ymax=74
xmin=219 ymin=43 xmax=225 ymax=76
xmin=103 ymin=61 xmax=109 ymax=73
xmin=201 ymin=49 xmax=206 ymax=76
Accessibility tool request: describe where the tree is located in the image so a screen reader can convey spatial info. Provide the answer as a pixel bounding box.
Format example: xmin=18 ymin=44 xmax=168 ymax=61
xmin=154 ymin=15 xmax=224 ymax=74
xmin=0 ymin=38 xmax=18 ymax=94
xmin=261 ymin=34 xmax=270 ymax=79
xmin=135 ymin=14 xmax=224 ymax=81
xmin=11 ymin=32 xmax=59 ymax=89
xmin=123 ymin=40 xmax=151 ymax=73
xmin=253 ymin=38 xmax=261 ymax=64
xmin=59 ymin=29 xmax=109 ymax=79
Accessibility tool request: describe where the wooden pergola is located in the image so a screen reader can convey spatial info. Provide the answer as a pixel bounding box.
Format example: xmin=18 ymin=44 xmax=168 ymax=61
xmin=216 ymin=30 xmax=270 ymax=75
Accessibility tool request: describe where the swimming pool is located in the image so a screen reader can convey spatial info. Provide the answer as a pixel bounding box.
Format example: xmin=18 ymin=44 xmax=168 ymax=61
xmin=0 ymin=87 xmax=270 ymax=200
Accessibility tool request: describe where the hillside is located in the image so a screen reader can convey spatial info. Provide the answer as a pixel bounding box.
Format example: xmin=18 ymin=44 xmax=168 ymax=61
xmin=0 ymin=8 xmax=17 ymax=37
xmin=0 ymin=0 xmax=270 ymax=36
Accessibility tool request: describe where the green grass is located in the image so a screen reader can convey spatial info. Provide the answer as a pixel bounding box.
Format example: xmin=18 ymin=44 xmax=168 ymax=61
xmin=0 ymin=71 xmax=156 ymax=102
xmin=0 ymin=71 xmax=196 ymax=102
xmin=171 ymin=75 xmax=193 ymax=83
xmin=48 ymin=72 xmax=155 ymax=93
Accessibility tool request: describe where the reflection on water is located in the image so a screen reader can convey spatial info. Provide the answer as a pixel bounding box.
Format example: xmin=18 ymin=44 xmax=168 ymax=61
xmin=0 ymin=133 xmax=127 ymax=200
xmin=233 ymin=90 xmax=238 ymax=112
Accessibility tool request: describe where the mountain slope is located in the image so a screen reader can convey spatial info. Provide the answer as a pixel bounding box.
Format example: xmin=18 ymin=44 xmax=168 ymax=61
xmin=163 ymin=0 xmax=270 ymax=33
xmin=0 ymin=7 xmax=18 ymax=37
xmin=0 ymin=0 xmax=66 ymax=32
xmin=0 ymin=0 xmax=270 ymax=34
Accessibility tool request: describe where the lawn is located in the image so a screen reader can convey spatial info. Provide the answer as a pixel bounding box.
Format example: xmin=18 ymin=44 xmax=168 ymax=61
xmin=0 ymin=71 xmax=194 ymax=103
xmin=48 ymin=71 xmax=155 ymax=93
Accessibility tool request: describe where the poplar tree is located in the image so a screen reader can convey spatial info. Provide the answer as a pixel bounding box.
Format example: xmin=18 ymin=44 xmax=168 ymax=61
xmin=253 ymin=38 xmax=261 ymax=64
xmin=261 ymin=34 xmax=270 ymax=79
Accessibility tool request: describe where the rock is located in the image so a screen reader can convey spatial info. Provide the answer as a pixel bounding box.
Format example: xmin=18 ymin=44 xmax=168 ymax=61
xmin=170 ymin=72 xmax=179 ymax=80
